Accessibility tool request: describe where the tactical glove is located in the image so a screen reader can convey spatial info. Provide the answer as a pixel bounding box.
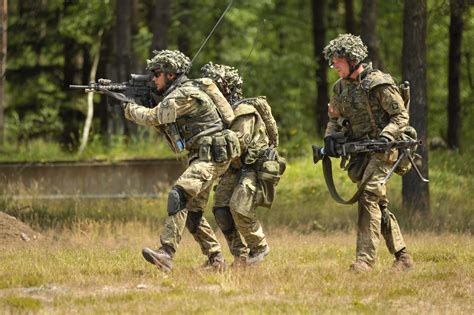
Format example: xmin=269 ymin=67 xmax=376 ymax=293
xmin=324 ymin=136 xmax=339 ymax=157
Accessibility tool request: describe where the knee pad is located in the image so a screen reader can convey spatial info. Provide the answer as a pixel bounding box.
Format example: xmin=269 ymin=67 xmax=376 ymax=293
xmin=213 ymin=206 xmax=235 ymax=234
xmin=186 ymin=210 xmax=203 ymax=234
xmin=167 ymin=186 xmax=187 ymax=216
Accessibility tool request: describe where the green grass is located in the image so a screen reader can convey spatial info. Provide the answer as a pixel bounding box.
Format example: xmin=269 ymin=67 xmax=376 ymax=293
xmin=0 ymin=227 xmax=472 ymax=314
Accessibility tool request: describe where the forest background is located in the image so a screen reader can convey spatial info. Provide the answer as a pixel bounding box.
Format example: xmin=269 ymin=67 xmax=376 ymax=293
xmin=0 ymin=0 xmax=473 ymax=230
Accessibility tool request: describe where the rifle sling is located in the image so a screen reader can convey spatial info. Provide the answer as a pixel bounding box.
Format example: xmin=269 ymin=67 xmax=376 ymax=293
xmin=321 ymin=155 xmax=372 ymax=205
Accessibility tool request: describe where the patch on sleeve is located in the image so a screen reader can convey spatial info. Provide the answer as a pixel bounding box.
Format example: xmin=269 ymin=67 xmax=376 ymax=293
xmin=391 ymin=103 xmax=399 ymax=111
xmin=158 ymin=99 xmax=177 ymax=124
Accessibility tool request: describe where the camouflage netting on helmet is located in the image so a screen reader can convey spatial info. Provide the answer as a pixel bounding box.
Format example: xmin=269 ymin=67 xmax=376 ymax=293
xmin=323 ymin=33 xmax=368 ymax=65
xmin=146 ymin=50 xmax=191 ymax=73
xmin=200 ymin=62 xmax=243 ymax=100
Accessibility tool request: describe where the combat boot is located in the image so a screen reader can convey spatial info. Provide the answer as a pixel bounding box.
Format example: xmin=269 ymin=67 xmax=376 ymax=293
xmin=231 ymin=255 xmax=248 ymax=268
xmin=349 ymin=260 xmax=373 ymax=273
xmin=142 ymin=246 xmax=174 ymax=273
xmin=247 ymin=245 xmax=270 ymax=265
xmin=202 ymin=252 xmax=226 ymax=271
xmin=393 ymin=248 xmax=413 ymax=271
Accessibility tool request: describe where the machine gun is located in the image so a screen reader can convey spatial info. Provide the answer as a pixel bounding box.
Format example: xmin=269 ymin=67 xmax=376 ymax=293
xmin=311 ymin=134 xmax=428 ymax=204
xmin=69 ymin=74 xmax=158 ymax=107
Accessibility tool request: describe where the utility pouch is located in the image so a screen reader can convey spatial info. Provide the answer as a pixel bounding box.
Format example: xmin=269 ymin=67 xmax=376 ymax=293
xmin=254 ymin=148 xmax=285 ymax=208
xmin=212 ymin=135 xmax=228 ymax=163
xmin=198 ymin=136 xmax=212 ymax=161
xmin=222 ymin=129 xmax=241 ymax=160
xmin=255 ymin=160 xmax=281 ymax=208
xmin=347 ymin=152 xmax=370 ymax=183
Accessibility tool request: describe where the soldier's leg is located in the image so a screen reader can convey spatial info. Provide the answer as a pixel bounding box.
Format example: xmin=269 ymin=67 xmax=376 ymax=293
xmin=142 ymin=185 xmax=188 ymax=272
xmin=159 ymin=159 xmax=229 ymax=253
xmin=230 ymin=169 xmax=268 ymax=259
xmin=214 ymin=168 xmax=249 ymax=258
xmin=185 ymin=185 xmax=222 ymax=257
xmin=380 ymin=198 xmax=413 ymax=270
xmin=354 ymin=157 xmax=388 ymax=268
xmin=379 ymin=198 xmax=406 ymax=254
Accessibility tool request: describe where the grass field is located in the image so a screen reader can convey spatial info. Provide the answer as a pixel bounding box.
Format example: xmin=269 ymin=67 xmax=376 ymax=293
xmin=1 ymin=224 xmax=473 ymax=314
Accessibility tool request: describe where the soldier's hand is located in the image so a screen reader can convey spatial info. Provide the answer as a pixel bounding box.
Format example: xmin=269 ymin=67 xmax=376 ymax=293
xmin=324 ymin=136 xmax=339 ymax=157
xmin=378 ymin=136 xmax=391 ymax=144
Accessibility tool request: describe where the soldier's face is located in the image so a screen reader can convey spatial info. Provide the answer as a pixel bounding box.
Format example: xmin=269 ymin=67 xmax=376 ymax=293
xmin=152 ymin=70 xmax=167 ymax=91
xmin=331 ymin=57 xmax=350 ymax=78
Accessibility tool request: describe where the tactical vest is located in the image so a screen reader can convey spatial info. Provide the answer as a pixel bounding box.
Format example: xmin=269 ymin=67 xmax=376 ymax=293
xmin=332 ymin=68 xmax=397 ymax=140
xmin=232 ymin=101 xmax=269 ymax=165
xmin=161 ymin=80 xmax=223 ymax=152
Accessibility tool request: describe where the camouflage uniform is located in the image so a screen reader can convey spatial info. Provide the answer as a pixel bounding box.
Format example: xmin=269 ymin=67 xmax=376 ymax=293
xmin=199 ymin=62 xmax=280 ymax=263
xmin=124 ymin=51 xmax=237 ymax=267
xmin=323 ymin=34 xmax=411 ymax=269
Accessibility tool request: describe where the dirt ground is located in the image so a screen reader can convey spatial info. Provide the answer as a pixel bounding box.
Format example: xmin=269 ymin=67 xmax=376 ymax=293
xmin=0 ymin=211 xmax=41 ymax=243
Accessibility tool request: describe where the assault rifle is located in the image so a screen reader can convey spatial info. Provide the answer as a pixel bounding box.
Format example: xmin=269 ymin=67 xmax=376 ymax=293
xmin=69 ymin=74 xmax=158 ymax=107
xmin=312 ymin=133 xmax=428 ymax=185
xmin=311 ymin=133 xmax=428 ymax=204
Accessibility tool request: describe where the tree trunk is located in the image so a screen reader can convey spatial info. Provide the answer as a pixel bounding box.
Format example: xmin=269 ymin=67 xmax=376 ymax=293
xmin=402 ymin=0 xmax=430 ymax=214
xmin=151 ymin=0 xmax=171 ymax=51
xmin=447 ymin=0 xmax=465 ymax=150
xmin=344 ymin=0 xmax=356 ymax=34
xmin=177 ymin=0 xmax=192 ymax=57
xmin=78 ymin=30 xmax=103 ymax=155
xmin=113 ymin=0 xmax=136 ymax=136
xmin=312 ymin=0 xmax=329 ymax=136
xmin=360 ymin=0 xmax=385 ymax=70
xmin=0 ymin=0 xmax=6 ymax=147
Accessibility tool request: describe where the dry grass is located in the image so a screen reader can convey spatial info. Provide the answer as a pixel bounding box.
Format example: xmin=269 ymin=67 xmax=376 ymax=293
xmin=0 ymin=223 xmax=473 ymax=314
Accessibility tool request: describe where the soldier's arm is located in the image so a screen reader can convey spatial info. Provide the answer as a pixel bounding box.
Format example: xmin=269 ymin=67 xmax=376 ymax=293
xmin=324 ymin=98 xmax=342 ymax=137
xmin=123 ymin=96 xmax=198 ymax=126
xmin=373 ymin=85 xmax=409 ymax=140
xmin=231 ymin=115 xmax=255 ymax=153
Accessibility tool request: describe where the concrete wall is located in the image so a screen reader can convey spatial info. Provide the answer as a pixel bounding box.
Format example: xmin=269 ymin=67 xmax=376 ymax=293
xmin=0 ymin=159 xmax=187 ymax=199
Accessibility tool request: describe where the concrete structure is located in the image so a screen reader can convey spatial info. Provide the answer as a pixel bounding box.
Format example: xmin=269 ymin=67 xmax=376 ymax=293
xmin=0 ymin=159 xmax=186 ymax=199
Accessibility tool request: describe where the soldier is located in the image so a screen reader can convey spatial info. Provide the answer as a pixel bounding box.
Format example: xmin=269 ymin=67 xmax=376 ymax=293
xmin=123 ymin=50 xmax=241 ymax=272
xmin=200 ymin=62 xmax=284 ymax=266
xmin=322 ymin=34 xmax=414 ymax=272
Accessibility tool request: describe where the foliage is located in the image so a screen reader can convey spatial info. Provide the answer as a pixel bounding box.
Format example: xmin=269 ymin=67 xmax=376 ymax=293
xmin=3 ymin=0 xmax=474 ymax=150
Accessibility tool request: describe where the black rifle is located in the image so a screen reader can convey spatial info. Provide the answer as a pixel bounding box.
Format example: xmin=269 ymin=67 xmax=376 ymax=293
xmin=311 ymin=134 xmax=428 ymax=204
xmin=69 ymin=74 xmax=158 ymax=108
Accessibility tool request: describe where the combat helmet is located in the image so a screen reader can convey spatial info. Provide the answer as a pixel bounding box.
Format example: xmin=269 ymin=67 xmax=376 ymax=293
xmin=323 ymin=33 xmax=368 ymax=66
xmin=146 ymin=50 xmax=191 ymax=74
xmin=200 ymin=62 xmax=243 ymax=101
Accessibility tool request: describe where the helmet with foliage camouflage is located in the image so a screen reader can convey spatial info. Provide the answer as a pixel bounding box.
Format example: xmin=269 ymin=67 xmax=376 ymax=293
xmin=200 ymin=62 xmax=243 ymax=100
xmin=146 ymin=50 xmax=191 ymax=74
xmin=323 ymin=33 xmax=368 ymax=65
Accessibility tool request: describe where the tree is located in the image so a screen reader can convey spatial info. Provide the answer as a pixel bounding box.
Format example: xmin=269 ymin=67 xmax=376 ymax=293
xmin=311 ymin=0 xmax=329 ymax=136
xmin=402 ymin=0 xmax=430 ymax=213
xmin=447 ymin=0 xmax=466 ymax=149
xmin=344 ymin=0 xmax=356 ymax=34
xmin=0 ymin=0 xmax=6 ymax=147
xmin=151 ymin=0 xmax=171 ymax=51
xmin=360 ymin=0 xmax=385 ymax=70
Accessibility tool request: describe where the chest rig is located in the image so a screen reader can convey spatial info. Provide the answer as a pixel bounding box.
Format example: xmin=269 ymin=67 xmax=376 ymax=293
xmin=159 ymin=80 xmax=224 ymax=153
xmin=333 ymin=69 xmax=395 ymax=140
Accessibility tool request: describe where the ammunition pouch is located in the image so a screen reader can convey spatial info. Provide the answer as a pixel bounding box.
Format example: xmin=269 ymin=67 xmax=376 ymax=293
xmin=254 ymin=148 xmax=286 ymax=208
xmin=347 ymin=152 xmax=370 ymax=183
xmin=197 ymin=130 xmax=241 ymax=163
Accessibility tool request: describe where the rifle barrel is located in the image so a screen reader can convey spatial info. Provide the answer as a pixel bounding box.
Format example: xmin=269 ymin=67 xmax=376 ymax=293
xmin=69 ymin=85 xmax=90 ymax=89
